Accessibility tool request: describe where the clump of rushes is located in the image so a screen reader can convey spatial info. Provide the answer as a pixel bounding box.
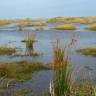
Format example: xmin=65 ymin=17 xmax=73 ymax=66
xmin=50 ymin=36 xmax=78 ymax=96
xmin=52 ymin=24 xmax=76 ymax=30
xmin=0 ymin=47 xmax=16 ymax=55
xmin=77 ymin=47 xmax=96 ymax=57
xmin=0 ymin=61 xmax=49 ymax=81
xmin=25 ymin=32 xmax=38 ymax=56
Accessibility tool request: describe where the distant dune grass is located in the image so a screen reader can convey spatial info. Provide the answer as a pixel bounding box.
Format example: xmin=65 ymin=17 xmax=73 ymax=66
xmin=16 ymin=22 xmax=47 ymax=28
xmin=0 ymin=17 xmax=96 ymax=25
xmin=48 ymin=17 xmax=96 ymax=24
xmin=77 ymin=18 xmax=95 ymax=24
xmin=52 ymin=24 xmax=76 ymax=30
xmin=0 ymin=20 xmax=10 ymax=26
xmin=9 ymin=18 xmax=48 ymax=23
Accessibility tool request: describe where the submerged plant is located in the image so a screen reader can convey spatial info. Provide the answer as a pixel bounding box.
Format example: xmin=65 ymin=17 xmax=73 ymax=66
xmin=0 ymin=61 xmax=48 ymax=81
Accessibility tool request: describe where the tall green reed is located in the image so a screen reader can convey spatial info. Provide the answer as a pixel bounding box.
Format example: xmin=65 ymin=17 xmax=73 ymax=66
xmin=51 ymin=36 xmax=78 ymax=96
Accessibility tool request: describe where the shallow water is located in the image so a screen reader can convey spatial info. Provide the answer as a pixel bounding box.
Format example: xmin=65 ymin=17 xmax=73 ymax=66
xmin=0 ymin=24 xmax=96 ymax=63
xmin=0 ymin=23 xmax=96 ymax=73
xmin=0 ymin=23 xmax=96 ymax=94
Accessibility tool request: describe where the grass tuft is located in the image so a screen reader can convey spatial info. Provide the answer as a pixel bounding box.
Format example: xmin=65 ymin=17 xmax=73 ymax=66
xmin=52 ymin=24 xmax=76 ymax=30
xmin=77 ymin=47 xmax=96 ymax=57
xmin=0 ymin=47 xmax=16 ymax=55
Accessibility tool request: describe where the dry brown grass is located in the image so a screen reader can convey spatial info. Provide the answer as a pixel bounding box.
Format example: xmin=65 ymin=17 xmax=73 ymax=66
xmin=77 ymin=47 xmax=96 ymax=57
xmin=0 ymin=61 xmax=49 ymax=81
xmin=48 ymin=17 xmax=96 ymax=24
xmin=0 ymin=20 xmax=10 ymax=26
xmin=52 ymin=24 xmax=76 ymax=30
xmin=16 ymin=22 xmax=46 ymax=28
xmin=85 ymin=25 xmax=96 ymax=31
xmin=0 ymin=47 xmax=16 ymax=55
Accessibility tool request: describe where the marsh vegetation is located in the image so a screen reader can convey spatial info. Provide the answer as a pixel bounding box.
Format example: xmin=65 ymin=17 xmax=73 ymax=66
xmin=48 ymin=17 xmax=96 ymax=24
xmin=0 ymin=47 xmax=16 ymax=55
xmin=50 ymin=37 xmax=76 ymax=96
xmin=0 ymin=61 xmax=49 ymax=81
xmin=0 ymin=17 xmax=96 ymax=96
xmin=85 ymin=25 xmax=96 ymax=31
xmin=50 ymin=37 xmax=96 ymax=96
xmin=16 ymin=22 xmax=47 ymax=28
xmin=24 ymin=32 xmax=41 ymax=56
xmin=52 ymin=24 xmax=76 ymax=30
xmin=0 ymin=20 xmax=10 ymax=26
xmin=77 ymin=47 xmax=96 ymax=57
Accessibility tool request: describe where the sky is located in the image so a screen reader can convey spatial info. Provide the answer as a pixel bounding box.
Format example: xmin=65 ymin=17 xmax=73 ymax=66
xmin=0 ymin=0 xmax=96 ymax=18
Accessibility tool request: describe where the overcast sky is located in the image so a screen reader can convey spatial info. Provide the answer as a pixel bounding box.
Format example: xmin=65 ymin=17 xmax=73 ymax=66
xmin=0 ymin=0 xmax=96 ymax=18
